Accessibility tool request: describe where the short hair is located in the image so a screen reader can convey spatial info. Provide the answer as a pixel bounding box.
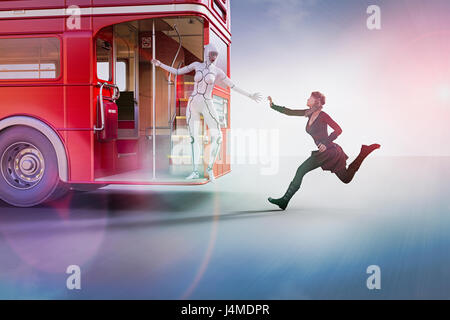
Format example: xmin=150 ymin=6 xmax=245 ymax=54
xmin=311 ymin=91 xmax=326 ymax=106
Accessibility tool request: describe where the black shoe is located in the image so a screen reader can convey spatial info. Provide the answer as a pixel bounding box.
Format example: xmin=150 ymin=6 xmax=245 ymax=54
xmin=268 ymin=182 xmax=299 ymax=211
xmin=268 ymin=197 xmax=288 ymax=210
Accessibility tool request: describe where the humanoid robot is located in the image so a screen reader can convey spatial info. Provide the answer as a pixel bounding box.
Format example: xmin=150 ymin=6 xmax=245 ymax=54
xmin=152 ymin=43 xmax=261 ymax=180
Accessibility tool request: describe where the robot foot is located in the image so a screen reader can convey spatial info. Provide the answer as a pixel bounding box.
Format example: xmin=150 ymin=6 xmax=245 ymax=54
xmin=207 ymin=167 xmax=215 ymax=182
xmin=186 ymin=171 xmax=201 ymax=180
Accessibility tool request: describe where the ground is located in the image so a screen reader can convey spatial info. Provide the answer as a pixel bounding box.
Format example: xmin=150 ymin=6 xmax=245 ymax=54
xmin=0 ymin=156 xmax=449 ymax=299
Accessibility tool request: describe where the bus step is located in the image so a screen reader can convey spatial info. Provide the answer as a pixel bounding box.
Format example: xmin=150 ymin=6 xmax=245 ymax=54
xmin=176 ymin=115 xmax=204 ymax=120
xmin=118 ymin=153 xmax=137 ymax=158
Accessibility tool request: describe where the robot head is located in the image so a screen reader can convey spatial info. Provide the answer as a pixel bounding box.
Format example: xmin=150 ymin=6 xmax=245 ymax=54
xmin=204 ymin=43 xmax=219 ymax=65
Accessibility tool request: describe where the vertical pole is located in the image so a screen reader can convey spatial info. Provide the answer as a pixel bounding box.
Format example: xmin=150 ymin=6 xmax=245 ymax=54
xmin=112 ymin=26 xmax=117 ymax=84
xmin=152 ymin=20 xmax=156 ymax=179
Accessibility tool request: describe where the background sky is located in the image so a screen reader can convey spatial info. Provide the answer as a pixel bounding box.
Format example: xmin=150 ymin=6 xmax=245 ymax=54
xmin=228 ymin=0 xmax=450 ymax=157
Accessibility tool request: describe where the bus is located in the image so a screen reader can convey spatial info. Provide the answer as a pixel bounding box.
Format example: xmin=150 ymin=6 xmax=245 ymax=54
xmin=0 ymin=0 xmax=232 ymax=207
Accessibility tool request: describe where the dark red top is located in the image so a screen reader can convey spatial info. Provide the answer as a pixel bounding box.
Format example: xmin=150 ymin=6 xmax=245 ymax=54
xmin=306 ymin=111 xmax=342 ymax=147
xmin=270 ymin=103 xmax=343 ymax=147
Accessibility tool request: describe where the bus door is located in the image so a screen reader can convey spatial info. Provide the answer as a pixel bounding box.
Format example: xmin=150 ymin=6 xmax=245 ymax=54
xmin=147 ymin=17 xmax=205 ymax=180
xmin=94 ymin=17 xmax=207 ymax=182
xmin=113 ymin=23 xmax=140 ymax=172
xmin=94 ymin=27 xmax=122 ymax=178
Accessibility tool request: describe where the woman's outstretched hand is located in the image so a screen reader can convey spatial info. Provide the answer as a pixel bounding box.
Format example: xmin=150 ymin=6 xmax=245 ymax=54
xmin=318 ymin=143 xmax=327 ymax=153
xmin=267 ymin=96 xmax=273 ymax=106
xmin=151 ymin=59 xmax=161 ymax=67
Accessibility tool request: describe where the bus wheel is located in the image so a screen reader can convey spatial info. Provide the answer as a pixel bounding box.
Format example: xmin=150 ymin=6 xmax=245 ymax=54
xmin=0 ymin=126 xmax=61 ymax=207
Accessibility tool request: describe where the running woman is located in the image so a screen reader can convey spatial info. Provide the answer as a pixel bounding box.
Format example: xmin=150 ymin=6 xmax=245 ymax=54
xmin=152 ymin=44 xmax=261 ymax=181
xmin=267 ymin=92 xmax=380 ymax=210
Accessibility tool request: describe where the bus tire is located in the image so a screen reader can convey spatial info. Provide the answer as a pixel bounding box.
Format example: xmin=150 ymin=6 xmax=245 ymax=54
xmin=48 ymin=181 xmax=71 ymax=202
xmin=0 ymin=126 xmax=61 ymax=207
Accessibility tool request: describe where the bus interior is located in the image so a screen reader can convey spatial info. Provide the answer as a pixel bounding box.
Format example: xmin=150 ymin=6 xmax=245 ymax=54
xmin=93 ymin=17 xmax=229 ymax=183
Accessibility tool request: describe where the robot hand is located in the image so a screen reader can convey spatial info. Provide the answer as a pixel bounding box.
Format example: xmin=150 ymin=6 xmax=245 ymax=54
xmin=250 ymin=92 xmax=262 ymax=103
xmin=229 ymin=84 xmax=262 ymax=103
xmin=151 ymin=59 xmax=161 ymax=67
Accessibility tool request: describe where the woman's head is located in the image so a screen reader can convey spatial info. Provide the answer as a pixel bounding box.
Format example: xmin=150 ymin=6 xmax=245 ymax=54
xmin=307 ymin=91 xmax=326 ymax=108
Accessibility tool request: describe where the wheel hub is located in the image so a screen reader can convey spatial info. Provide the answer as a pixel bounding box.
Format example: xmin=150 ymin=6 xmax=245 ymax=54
xmin=1 ymin=143 xmax=45 ymax=190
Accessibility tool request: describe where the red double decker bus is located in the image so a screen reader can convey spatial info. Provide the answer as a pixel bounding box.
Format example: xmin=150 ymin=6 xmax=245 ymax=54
xmin=0 ymin=0 xmax=232 ymax=207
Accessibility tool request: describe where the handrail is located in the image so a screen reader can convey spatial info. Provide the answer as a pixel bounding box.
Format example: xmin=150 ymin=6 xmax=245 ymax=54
xmin=171 ymin=61 xmax=184 ymax=124
xmin=94 ymin=81 xmax=120 ymax=131
xmin=168 ymin=24 xmax=182 ymax=125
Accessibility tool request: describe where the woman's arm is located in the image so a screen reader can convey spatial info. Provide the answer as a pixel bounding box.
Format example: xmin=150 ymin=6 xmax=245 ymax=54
xmin=270 ymin=103 xmax=308 ymax=116
xmin=321 ymin=112 xmax=343 ymax=145
xmin=152 ymin=59 xmax=197 ymax=75
xmin=267 ymin=96 xmax=315 ymax=117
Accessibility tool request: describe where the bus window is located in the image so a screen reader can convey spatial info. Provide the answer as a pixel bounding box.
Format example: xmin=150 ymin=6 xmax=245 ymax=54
xmin=115 ymin=23 xmax=137 ymax=93
xmin=0 ymin=37 xmax=60 ymax=80
xmin=116 ymin=60 xmax=127 ymax=91
xmin=213 ymin=0 xmax=227 ymax=21
xmin=96 ymin=38 xmax=112 ymax=81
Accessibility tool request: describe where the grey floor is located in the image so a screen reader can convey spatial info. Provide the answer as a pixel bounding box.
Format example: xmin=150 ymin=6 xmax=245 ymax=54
xmin=0 ymin=156 xmax=449 ymax=299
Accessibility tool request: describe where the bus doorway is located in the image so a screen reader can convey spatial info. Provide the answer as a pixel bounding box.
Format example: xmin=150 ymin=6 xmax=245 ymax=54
xmin=94 ymin=17 xmax=210 ymax=184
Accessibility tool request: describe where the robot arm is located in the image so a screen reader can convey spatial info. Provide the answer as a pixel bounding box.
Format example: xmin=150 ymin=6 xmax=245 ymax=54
xmin=221 ymin=73 xmax=261 ymax=102
xmin=152 ymin=60 xmax=197 ymax=75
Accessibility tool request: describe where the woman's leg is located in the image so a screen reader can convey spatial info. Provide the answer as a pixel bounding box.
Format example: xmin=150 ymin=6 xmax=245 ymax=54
xmin=268 ymin=155 xmax=322 ymax=210
xmin=335 ymin=143 xmax=381 ymax=184
xmin=334 ymin=167 xmax=354 ymax=184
